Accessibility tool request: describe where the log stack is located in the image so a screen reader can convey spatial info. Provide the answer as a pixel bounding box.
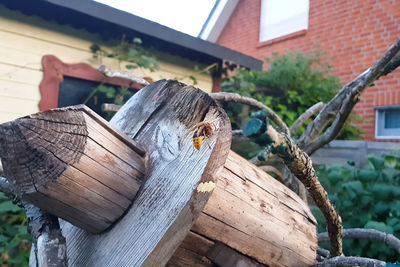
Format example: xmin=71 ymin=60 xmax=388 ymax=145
xmin=0 ymin=80 xmax=317 ymax=266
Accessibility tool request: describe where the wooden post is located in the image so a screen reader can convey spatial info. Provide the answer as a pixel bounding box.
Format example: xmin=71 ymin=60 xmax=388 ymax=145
xmin=0 ymin=105 xmax=145 ymax=233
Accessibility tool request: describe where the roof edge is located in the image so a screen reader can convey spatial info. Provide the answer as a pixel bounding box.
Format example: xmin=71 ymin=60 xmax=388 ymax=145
xmin=198 ymin=0 xmax=239 ymax=43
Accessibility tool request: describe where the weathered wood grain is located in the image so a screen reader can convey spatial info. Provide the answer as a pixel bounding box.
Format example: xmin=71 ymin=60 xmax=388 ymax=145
xmin=0 ymin=105 xmax=146 ymax=233
xmin=168 ymin=231 xmax=267 ymax=267
xmin=185 ymin=151 xmax=317 ymax=267
xmin=57 ymin=80 xmax=232 ymax=266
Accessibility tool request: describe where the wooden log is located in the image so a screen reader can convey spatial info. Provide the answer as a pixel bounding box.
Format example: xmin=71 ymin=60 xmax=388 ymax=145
xmin=50 ymin=80 xmax=232 ymax=266
xmin=0 ymin=105 xmax=146 ymax=233
xmin=169 ymin=151 xmax=318 ymax=267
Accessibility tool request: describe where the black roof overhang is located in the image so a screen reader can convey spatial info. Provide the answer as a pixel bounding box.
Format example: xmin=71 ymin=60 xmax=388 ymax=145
xmin=1 ymin=0 xmax=263 ymax=70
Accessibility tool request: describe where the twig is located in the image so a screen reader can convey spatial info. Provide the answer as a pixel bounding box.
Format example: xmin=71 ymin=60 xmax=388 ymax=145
xmin=317 ymin=247 xmax=330 ymax=259
xmin=0 ymin=177 xmax=67 ymax=266
xmin=265 ymin=126 xmax=342 ymax=257
xmin=290 ymin=102 xmax=325 ymax=136
xmin=98 ymin=65 xmax=150 ymax=86
xmin=319 ymin=228 xmax=400 ymax=253
xmin=298 ymin=37 xmax=400 ymax=155
xmin=232 ymin=129 xmax=243 ymax=136
xmin=313 ymin=256 xmax=385 ymax=267
xmin=102 ymin=103 xmax=121 ymax=112
xmin=209 ymin=92 xmax=290 ymax=135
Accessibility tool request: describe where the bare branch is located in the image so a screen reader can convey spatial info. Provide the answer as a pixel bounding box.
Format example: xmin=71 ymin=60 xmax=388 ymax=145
xmin=290 ymin=102 xmax=325 ymax=136
xmin=266 ymin=126 xmax=342 ymax=257
xmin=319 ymin=228 xmax=400 ymax=253
xmin=232 ymin=129 xmax=243 ymax=136
xmin=314 ymin=256 xmax=386 ymax=267
xmin=0 ymin=176 xmax=15 ymax=200
xmin=298 ymin=37 xmax=400 ymax=155
xmin=98 ymin=65 xmax=150 ymax=86
xmin=102 ymin=103 xmax=121 ymax=112
xmin=209 ymin=92 xmax=290 ymax=135
xmin=382 ymin=54 xmax=400 ymax=76
xmin=26 ymin=205 xmax=67 ymax=267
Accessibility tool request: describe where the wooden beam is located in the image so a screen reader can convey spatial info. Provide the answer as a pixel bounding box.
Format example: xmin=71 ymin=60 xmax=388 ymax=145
xmin=0 ymin=105 xmax=145 ymax=233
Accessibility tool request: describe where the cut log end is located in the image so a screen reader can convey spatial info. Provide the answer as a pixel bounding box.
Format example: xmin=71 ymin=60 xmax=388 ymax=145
xmin=0 ymin=105 xmax=146 ymax=233
xmin=0 ymin=107 xmax=88 ymax=194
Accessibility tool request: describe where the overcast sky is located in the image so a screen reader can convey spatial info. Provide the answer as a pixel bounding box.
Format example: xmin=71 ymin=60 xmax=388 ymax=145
xmin=94 ymin=0 xmax=216 ymax=36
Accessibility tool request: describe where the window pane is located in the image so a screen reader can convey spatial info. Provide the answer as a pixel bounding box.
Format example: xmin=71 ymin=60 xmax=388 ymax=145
xmin=385 ymin=110 xmax=400 ymax=129
xmin=260 ymin=0 xmax=309 ymax=42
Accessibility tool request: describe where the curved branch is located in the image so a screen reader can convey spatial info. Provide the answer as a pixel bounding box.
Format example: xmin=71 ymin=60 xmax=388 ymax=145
xmin=298 ymin=37 xmax=400 ymax=155
xmin=314 ymin=256 xmax=386 ymax=267
xmin=209 ymin=92 xmax=290 ymax=135
xmin=266 ymin=126 xmax=342 ymax=257
xmin=319 ymin=228 xmax=400 ymax=253
xmin=290 ymin=102 xmax=325 ymax=136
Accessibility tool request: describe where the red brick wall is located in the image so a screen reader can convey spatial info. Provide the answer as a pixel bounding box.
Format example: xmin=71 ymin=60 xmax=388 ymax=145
xmin=217 ymin=0 xmax=400 ymax=141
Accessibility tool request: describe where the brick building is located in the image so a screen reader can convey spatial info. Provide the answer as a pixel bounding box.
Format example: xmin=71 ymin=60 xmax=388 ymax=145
xmin=200 ymin=0 xmax=400 ymax=141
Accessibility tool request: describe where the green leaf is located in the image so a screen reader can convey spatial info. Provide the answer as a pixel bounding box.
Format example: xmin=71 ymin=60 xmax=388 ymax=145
xmin=368 ymin=156 xmax=385 ymax=170
xmin=253 ymin=133 xmax=274 ymax=146
xmin=382 ymin=168 xmax=400 ymax=181
xmin=243 ymin=118 xmax=265 ymax=137
xmin=257 ymin=150 xmax=266 ymax=161
xmin=251 ymin=110 xmax=268 ymax=121
xmin=125 ymin=64 xmax=138 ymax=70
xmin=357 ymin=169 xmax=378 ymax=183
xmin=89 ymin=44 xmax=101 ymax=54
xmin=0 ymin=201 xmax=22 ymax=213
xmin=342 ymin=181 xmax=363 ymax=199
xmin=384 ymin=155 xmax=398 ymax=168
xmin=128 ymin=48 xmax=139 ymax=58
xmin=327 ymin=169 xmax=343 ymax=186
xmin=371 ymin=184 xmax=400 ymax=201
xmin=374 ymin=201 xmax=391 ymax=215
xmin=387 ymin=217 xmax=400 ymax=231
xmin=132 ymin=37 xmax=142 ymax=44
xmin=364 ymin=220 xmax=394 ymax=234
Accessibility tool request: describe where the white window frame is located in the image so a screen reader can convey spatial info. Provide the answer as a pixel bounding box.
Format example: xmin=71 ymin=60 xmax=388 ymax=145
xmin=259 ymin=0 xmax=309 ymax=42
xmin=375 ymin=106 xmax=400 ymax=139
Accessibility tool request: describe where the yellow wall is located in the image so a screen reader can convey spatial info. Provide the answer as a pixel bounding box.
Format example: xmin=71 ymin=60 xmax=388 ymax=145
xmin=0 ymin=5 xmax=213 ymax=123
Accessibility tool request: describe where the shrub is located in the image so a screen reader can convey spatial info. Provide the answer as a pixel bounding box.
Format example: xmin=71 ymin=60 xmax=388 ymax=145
xmin=0 ymin=193 xmax=30 ymax=266
xmin=222 ymin=50 xmax=362 ymax=139
xmin=314 ymin=154 xmax=400 ymax=261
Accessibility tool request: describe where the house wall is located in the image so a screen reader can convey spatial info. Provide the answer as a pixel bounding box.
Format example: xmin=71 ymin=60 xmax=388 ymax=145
xmin=0 ymin=4 xmax=213 ymax=123
xmin=216 ymin=0 xmax=400 ymax=141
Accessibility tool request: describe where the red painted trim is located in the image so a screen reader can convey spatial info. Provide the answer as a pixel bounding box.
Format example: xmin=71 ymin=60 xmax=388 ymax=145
xmin=211 ymin=68 xmax=222 ymax=92
xmin=39 ymin=55 xmax=144 ymax=111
